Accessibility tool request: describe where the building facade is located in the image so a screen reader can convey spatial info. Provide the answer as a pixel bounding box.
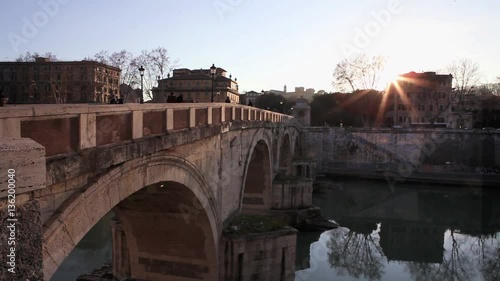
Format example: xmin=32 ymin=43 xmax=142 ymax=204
xmin=152 ymin=67 xmax=240 ymax=103
xmin=240 ymin=90 xmax=260 ymax=105
xmin=268 ymin=85 xmax=317 ymax=102
xmin=0 ymin=57 xmax=121 ymax=104
xmin=384 ymin=71 xmax=454 ymax=128
xmin=291 ymin=97 xmax=311 ymax=126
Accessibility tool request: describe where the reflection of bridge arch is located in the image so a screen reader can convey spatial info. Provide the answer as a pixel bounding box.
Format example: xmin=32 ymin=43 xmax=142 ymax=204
xmin=42 ymin=154 xmax=219 ymax=280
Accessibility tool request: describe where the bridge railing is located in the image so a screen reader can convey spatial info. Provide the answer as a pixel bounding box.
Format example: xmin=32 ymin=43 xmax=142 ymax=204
xmin=0 ymin=103 xmax=294 ymax=157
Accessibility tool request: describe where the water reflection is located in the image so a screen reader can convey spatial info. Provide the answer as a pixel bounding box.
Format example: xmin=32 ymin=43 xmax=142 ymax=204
xmin=326 ymin=225 xmax=384 ymax=280
xmin=296 ymin=179 xmax=500 ymax=281
xmin=50 ymin=211 xmax=113 ymax=281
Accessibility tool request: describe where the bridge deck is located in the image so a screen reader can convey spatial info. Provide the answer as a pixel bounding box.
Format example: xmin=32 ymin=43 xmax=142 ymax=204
xmin=0 ymin=103 xmax=294 ymax=157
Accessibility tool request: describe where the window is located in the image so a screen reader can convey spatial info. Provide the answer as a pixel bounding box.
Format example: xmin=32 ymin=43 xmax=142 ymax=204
xmin=429 ymin=105 xmax=433 ymax=111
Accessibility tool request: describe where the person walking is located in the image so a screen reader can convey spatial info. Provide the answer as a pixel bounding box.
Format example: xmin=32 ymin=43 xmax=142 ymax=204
xmin=176 ymin=93 xmax=184 ymax=103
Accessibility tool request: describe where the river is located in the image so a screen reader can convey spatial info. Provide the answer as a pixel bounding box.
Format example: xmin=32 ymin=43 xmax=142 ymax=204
xmin=51 ymin=178 xmax=500 ymax=281
xmin=295 ymin=177 xmax=500 ymax=281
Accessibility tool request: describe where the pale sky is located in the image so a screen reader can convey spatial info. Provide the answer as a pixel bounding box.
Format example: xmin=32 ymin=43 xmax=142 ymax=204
xmin=1 ymin=0 xmax=499 ymax=93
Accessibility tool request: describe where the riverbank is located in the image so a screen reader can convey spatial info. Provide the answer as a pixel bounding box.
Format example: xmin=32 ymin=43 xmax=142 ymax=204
xmin=322 ymin=169 xmax=500 ymax=187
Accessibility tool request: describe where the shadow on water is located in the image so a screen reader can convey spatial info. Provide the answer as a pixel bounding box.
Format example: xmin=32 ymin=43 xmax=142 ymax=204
xmin=50 ymin=211 xmax=114 ymax=281
xmin=295 ymin=178 xmax=500 ymax=281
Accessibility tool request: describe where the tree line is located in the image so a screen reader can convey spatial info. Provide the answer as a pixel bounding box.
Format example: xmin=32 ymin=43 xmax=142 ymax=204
xmin=14 ymin=48 xmax=179 ymax=102
xmin=328 ymin=54 xmax=499 ymax=128
xmin=254 ymin=54 xmax=499 ymax=128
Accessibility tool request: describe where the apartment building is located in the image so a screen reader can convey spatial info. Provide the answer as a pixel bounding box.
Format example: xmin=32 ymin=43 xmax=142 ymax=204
xmin=0 ymin=57 xmax=121 ymax=104
xmin=152 ymin=66 xmax=240 ymax=103
xmin=384 ymin=71 xmax=454 ymax=128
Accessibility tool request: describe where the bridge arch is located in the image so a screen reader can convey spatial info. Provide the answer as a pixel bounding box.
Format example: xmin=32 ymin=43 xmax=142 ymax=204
xmin=42 ymin=154 xmax=220 ymax=280
xmin=240 ymin=129 xmax=273 ymax=212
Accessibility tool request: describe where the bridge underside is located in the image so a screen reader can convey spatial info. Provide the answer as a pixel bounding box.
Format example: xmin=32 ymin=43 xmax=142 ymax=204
xmin=112 ymin=181 xmax=218 ymax=281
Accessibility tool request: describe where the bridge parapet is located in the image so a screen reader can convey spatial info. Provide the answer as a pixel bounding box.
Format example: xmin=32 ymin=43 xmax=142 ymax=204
xmin=0 ymin=103 xmax=293 ymax=157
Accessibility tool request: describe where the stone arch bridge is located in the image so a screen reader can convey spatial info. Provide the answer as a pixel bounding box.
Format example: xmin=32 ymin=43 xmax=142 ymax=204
xmin=0 ymin=103 xmax=316 ymax=281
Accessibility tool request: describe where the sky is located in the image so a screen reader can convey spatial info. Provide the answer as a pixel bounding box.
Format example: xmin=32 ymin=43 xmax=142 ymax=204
xmin=1 ymin=0 xmax=499 ymax=93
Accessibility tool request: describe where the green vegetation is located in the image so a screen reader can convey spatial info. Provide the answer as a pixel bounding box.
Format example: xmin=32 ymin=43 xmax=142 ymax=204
xmin=224 ymin=214 xmax=288 ymax=235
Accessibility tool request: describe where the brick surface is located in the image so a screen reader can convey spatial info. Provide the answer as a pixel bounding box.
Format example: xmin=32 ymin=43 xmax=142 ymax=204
xmin=196 ymin=108 xmax=208 ymax=126
xmin=21 ymin=118 xmax=79 ymax=156
xmin=96 ymin=114 xmax=132 ymax=146
xmin=143 ymin=111 xmax=165 ymax=136
xmin=173 ymin=109 xmax=190 ymax=130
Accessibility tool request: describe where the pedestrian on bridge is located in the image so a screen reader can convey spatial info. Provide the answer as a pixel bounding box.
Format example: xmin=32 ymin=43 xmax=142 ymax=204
xmin=167 ymin=92 xmax=176 ymax=103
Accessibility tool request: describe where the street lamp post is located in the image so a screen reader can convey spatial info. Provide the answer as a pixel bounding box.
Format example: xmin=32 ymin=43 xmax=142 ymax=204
xmin=139 ymin=65 xmax=145 ymax=104
xmin=210 ymin=64 xmax=216 ymax=103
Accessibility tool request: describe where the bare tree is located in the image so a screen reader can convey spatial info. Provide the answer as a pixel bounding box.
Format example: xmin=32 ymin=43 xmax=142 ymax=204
xmin=134 ymin=47 xmax=179 ymax=100
xmin=404 ymin=230 xmax=475 ymax=281
xmin=326 ymin=227 xmax=384 ymax=281
xmin=15 ymin=51 xmax=58 ymax=62
xmin=28 ymin=70 xmax=71 ymax=103
xmin=446 ymin=59 xmax=482 ymax=127
xmin=92 ymin=50 xmax=110 ymax=64
xmin=447 ymin=59 xmax=481 ymax=97
xmin=147 ymin=47 xmax=179 ymax=79
xmin=109 ymin=50 xmax=137 ymax=86
xmin=92 ymin=47 xmax=179 ymax=101
xmin=332 ymin=54 xmax=386 ymax=92
xmin=49 ymin=70 xmax=71 ymax=103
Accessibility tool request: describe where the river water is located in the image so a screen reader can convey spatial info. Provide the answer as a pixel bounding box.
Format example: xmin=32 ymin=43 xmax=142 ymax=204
xmin=51 ymin=178 xmax=500 ymax=281
xmin=295 ymin=177 xmax=500 ymax=281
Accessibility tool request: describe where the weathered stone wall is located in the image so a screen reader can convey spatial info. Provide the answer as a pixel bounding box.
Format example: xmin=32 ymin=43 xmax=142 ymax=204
xmin=0 ymin=199 xmax=43 ymax=281
xmin=303 ymin=127 xmax=500 ymax=177
xmin=0 ymin=137 xmax=45 ymax=280
xmin=220 ymin=229 xmax=297 ymax=281
xmin=39 ymin=121 xmax=300 ymax=280
xmin=272 ymin=178 xmax=313 ymax=209
xmin=0 ymin=104 xmax=303 ymax=280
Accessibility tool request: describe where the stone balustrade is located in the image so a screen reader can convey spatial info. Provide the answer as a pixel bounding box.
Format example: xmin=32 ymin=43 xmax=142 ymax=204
xmin=0 ymin=103 xmax=293 ymax=157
